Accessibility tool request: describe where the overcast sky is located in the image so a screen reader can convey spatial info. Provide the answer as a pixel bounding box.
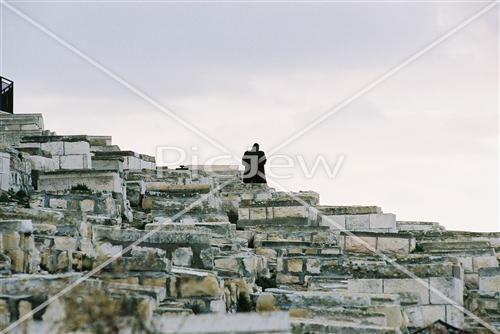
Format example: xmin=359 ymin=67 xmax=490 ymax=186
xmin=0 ymin=1 xmax=498 ymax=231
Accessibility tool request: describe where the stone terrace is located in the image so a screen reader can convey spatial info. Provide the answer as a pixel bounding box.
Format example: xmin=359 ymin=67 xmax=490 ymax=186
xmin=0 ymin=111 xmax=498 ymax=334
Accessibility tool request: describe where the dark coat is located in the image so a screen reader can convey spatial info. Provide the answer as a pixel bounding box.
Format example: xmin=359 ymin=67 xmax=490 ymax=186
xmin=242 ymin=150 xmax=267 ymax=183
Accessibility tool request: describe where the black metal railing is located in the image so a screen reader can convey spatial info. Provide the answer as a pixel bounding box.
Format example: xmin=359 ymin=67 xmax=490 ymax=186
xmin=1 ymin=76 xmax=14 ymax=114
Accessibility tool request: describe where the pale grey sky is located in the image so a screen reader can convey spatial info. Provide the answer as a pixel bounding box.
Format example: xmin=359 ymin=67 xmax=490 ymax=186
xmin=0 ymin=1 xmax=498 ymax=231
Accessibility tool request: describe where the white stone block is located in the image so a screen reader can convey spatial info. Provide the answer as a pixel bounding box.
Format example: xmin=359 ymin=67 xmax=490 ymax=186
xmin=0 ymin=173 xmax=9 ymax=191
xmin=320 ymin=215 xmax=346 ymax=230
xmin=173 ymin=247 xmax=193 ymax=267
xmin=384 ymin=278 xmax=430 ymax=304
xmin=345 ymin=214 xmax=370 ymax=230
xmin=457 ymin=257 xmax=473 ymax=273
xmin=404 ymin=305 xmax=424 ymax=328
xmin=377 ymin=237 xmax=411 ymax=255
xmin=214 ymin=257 xmax=240 ymax=272
xmin=49 ymin=198 xmax=67 ymax=209
xmin=96 ymin=242 xmax=122 ymax=257
xmin=273 ymin=206 xmax=307 ymax=218
xmin=421 ymin=305 xmax=446 ymax=326
xmin=429 ymin=277 xmax=463 ymax=305
xmin=125 ymin=156 xmax=142 ymax=170
xmin=209 ymin=300 xmax=226 ymax=313
xmin=464 ymin=273 xmax=478 ymax=287
xmin=80 ymin=199 xmax=95 ymax=212
xmin=344 ymin=236 xmax=376 ymax=253
xmin=53 ymin=236 xmax=77 ymax=251
xmin=348 ymin=279 xmax=383 ymax=293
xmin=445 ymin=305 xmax=464 ymax=328
xmin=63 ymin=141 xmax=90 ymax=155
xmin=369 ymin=213 xmax=396 ymax=229
xmin=59 ymin=155 xmax=84 ymax=169
xmin=472 ymin=256 xmax=498 ymax=272
xmin=83 ymin=153 xmax=92 ymax=169
xmin=306 ymin=258 xmax=321 ymax=274
xmin=249 ymin=207 xmax=267 ymax=220
xmin=238 ymin=208 xmax=249 ymax=220
xmin=29 ymin=156 xmax=58 ymax=172
xmin=0 ymin=153 xmax=9 ymax=173
xmin=479 ymin=275 xmax=500 ymax=292
xmin=41 ymin=141 xmax=64 ymax=155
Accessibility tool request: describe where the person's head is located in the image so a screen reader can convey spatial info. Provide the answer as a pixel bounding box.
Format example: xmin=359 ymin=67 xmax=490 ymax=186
xmin=252 ymin=143 xmax=260 ymax=151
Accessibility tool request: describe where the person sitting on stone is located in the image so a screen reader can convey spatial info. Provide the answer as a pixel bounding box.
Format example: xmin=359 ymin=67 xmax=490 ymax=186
xmin=242 ymin=143 xmax=267 ymax=184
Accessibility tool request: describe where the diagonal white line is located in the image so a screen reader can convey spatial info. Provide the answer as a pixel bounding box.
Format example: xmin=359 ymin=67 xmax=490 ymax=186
xmin=0 ymin=0 xmax=232 ymax=155
xmin=265 ymin=0 xmax=499 ymax=158
xmin=0 ymin=177 xmax=235 ymax=334
xmin=263 ymin=173 xmax=500 ymax=334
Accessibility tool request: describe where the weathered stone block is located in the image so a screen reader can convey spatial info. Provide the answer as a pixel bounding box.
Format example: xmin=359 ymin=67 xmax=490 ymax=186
xmin=306 ymin=258 xmax=321 ymax=274
xmin=53 ymin=236 xmax=78 ymax=251
xmin=142 ymin=276 xmax=167 ymax=288
xmin=238 ymin=208 xmax=250 ymax=220
xmin=173 ymin=247 xmax=193 ymax=267
xmin=2 ymin=232 xmax=20 ymax=250
xmin=41 ymin=141 xmax=64 ymax=155
xmin=348 ymin=279 xmax=383 ymax=294
xmin=276 ymin=273 xmax=300 ymax=284
xmin=421 ymin=304 xmax=446 ymax=326
xmin=457 ymin=257 xmax=473 ymax=273
xmin=320 ymin=215 xmax=346 ymax=230
xmin=77 ymin=199 xmax=94 ymax=212
xmin=0 ymin=299 xmax=10 ymax=330
xmin=478 ymin=267 xmax=500 ymax=292
xmin=369 ymin=213 xmax=396 ymax=229
xmin=377 ymin=237 xmax=413 ymax=255
xmin=345 ymin=215 xmax=370 ymax=230
xmin=445 ymin=305 xmax=464 ymax=328
xmin=154 ymin=312 xmax=290 ymax=334
xmin=384 ymin=278 xmax=429 ymax=304
xmin=287 ymin=258 xmax=303 ymax=273
xmin=242 ymin=256 xmax=257 ymax=274
xmin=256 ymin=293 xmax=277 ymax=312
xmin=59 ymin=155 xmax=86 ymax=169
xmin=49 ymin=198 xmax=67 ymax=209
xmin=273 ymin=206 xmax=307 ymax=218
xmin=178 ymin=274 xmax=223 ymax=298
xmin=215 ymin=257 xmax=240 ymax=273
xmin=250 ymin=207 xmax=267 ymax=220
xmin=38 ymin=170 xmax=123 ymax=193
xmin=0 ymin=220 xmax=33 ymax=234
xmin=79 ymin=238 xmax=95 ymax=257
xmin=7 ymin=249 xmax=25 ymax=272
xmin=344 ymin=235 xmax=376 ymax=253
xmin=96 ymin=242 xmax=123 ymax=257
xmin=472 ymin=256 xmax=498 ymax=272
xmin=63 ymin=141 xmax=90 ymax=155
xmin=429 ymin=277 xmax=463 ymax=305
xmin=33 ymin=223 xmax=57 ymax=235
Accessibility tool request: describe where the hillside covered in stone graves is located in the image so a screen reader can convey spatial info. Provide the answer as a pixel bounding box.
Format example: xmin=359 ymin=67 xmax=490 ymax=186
xmin=0 ymin=111 xmax=499 ymax=334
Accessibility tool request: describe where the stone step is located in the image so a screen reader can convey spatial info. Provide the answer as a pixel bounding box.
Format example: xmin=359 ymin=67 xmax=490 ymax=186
xmin=292 ymin=319 xmax=401 ymax=334
xmin=316 ymin=206 xmax=382 ymax=215
xmin=256 ymin=240 xmax=327 ymax=248
xmin=153 ymin=312 xmax=291 ymax=334
xmin=154 ymin=306 xmax=194 ymax=317
xmin=305 ymin=275 xmax=351 ymax=291
xmin=0 ymin=220 xmax=33 ymax=233
xmin=84 ymin=279 xmax=166 ymax=304
xmin=237 ymin=217 xmax=312 ymax=229
xmin=418 ymin=241 xmax=493 ymax=252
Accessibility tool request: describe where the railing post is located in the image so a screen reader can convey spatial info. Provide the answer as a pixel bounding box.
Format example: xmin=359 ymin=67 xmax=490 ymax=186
xmin=0 ymin=76 xmax=14 ymax=114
